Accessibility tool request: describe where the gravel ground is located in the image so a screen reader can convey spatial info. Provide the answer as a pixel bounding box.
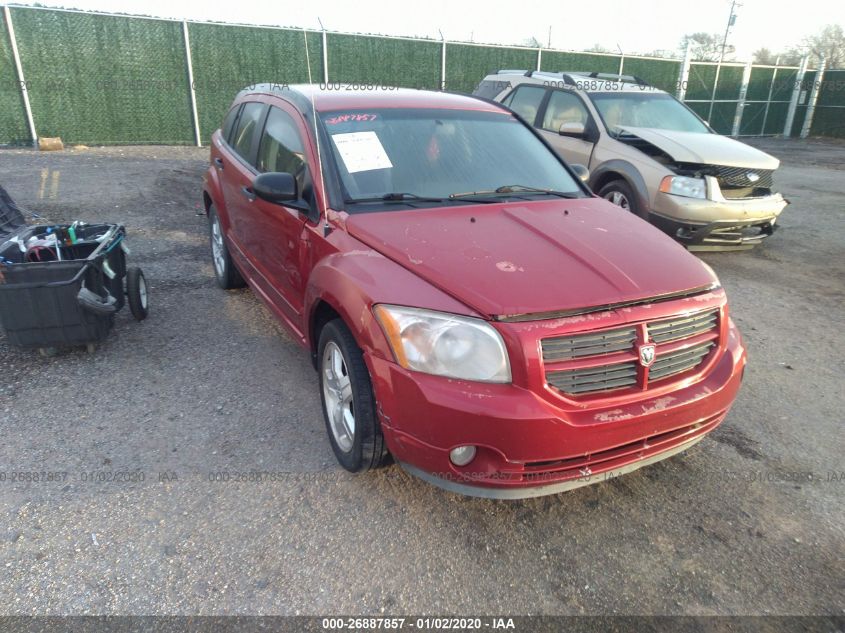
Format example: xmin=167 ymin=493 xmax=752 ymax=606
xmin=0 ymin=140 xmax=842 ymax=616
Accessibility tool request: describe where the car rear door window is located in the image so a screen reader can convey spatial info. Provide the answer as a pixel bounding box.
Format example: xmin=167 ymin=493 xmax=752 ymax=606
xmin=502 ymin=86 xmax=546 ymax=125
xmin=222 ymin=104 xmax=242 ymax=143
xmin=541 ymin=90 xmax=589 ymax=132
xmin=231 ymin=102 xmax=265 ymax=165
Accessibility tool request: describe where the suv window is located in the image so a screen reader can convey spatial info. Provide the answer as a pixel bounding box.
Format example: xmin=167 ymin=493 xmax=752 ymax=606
xmin=257 ymin=107 xmax=308 ymax=192
xmin=231 ymin=102 xmax=265 ymax=163
xmin=501 ymin=86 xmax=545 ymax=125
xmin=542 ymin=90 xmax=589 ymax=132
xmin=474 ymin=79 xmax=513 ymax=100
xmin=222 ymin=104 xmax=241 ymax=143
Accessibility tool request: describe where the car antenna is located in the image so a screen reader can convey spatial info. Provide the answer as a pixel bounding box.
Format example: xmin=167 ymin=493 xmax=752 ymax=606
xmin=303 ymin=27 xmax=332 ymax=238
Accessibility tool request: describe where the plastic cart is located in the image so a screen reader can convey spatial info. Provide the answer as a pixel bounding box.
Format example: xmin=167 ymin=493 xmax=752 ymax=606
xmin=0 ymin=186 xmax=148 ymax=355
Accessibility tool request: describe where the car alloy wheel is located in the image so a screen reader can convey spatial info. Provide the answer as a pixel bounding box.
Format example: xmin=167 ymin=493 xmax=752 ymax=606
xmin=322 ymin=341 xmax=355 ymax=453
xmin=605 ymin=190 xmax=630 ymax=210
xmin=211 ymin=215 xmax=226 ymax=277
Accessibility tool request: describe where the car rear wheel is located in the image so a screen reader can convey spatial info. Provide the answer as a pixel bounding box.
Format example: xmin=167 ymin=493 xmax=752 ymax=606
xmin=208 ymin=204 xmax=245 ymax=289
xmin=318 ymin=319 xmax=387 ymax=472
xmin=598 ymin=180 xmax=646 ymax=219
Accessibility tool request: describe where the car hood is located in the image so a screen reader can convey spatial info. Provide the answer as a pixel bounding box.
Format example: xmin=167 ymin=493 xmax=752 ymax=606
xmin=345 ymin=198 xmax=717 ymax=319
xmin=620 ymin=126 xmax=780 ymax=170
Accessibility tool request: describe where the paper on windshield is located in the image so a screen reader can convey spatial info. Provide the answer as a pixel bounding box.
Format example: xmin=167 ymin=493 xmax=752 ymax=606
xmin=330 ymin=131 xmax=393 ymax=173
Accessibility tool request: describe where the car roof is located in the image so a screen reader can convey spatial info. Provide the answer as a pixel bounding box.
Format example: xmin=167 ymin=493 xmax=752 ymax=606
xmin=236 ymin=83 xmax=507 ymax=114
xmin=488 ymin=71 xmax=667 ymax=94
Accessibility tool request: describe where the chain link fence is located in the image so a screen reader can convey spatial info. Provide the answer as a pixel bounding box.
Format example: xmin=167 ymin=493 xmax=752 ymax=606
xmin=1 ymin=4 xmax=842 ymax=146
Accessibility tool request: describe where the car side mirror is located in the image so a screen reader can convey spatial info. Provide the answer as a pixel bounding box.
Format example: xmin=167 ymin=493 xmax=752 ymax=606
xmin=570 ymin=164 xmax=590 ymax=183
xmin=253 ymin=172 xmax=297 ymax=204
xmin=559 ymin=122 xmax=586 ymax=138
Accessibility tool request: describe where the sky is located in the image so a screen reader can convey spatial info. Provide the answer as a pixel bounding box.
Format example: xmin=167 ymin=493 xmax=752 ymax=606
xmin=10 ymin=0 xmax=845 ymax=60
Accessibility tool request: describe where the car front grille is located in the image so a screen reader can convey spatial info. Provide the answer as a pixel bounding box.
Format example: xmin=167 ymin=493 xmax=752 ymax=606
xmin=542 ymin=308 xmax=720 ymax=396
xmin=713 ymin=166 xmax=774 ymax=198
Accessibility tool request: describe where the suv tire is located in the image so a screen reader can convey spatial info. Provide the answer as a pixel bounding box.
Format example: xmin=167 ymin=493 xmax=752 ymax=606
xmin=598 ymin=180 xmax=646 ymax=219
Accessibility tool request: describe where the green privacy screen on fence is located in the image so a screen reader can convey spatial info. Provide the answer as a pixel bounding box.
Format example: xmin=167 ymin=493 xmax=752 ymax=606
xmin=0 ymin=13 xmax=30 ymax=144
xmin=446 ymin=43 xmax=537 ymax=93
xmin=327 ymin=34 xmax=440 ymax=90
xmin=189 ymin=23 xmax=322 ymax=143
xmin=0 ymin=6 xmax=840 ymax=145
xmin=9 ymin=7 xmax=194 ymax=144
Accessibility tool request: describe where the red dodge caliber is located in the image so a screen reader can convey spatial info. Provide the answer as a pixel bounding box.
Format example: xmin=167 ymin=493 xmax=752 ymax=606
xmin=202 ymin=85 xmax=746 ymax=498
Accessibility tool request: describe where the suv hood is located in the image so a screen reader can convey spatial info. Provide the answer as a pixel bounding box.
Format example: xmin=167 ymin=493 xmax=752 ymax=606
xmin=620 ymin=126 xmax=780 ymax=170
xmin=345 ymin=199 xmax=717 ymax=318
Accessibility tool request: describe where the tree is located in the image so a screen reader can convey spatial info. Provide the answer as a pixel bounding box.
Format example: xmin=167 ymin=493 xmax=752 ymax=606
xmin=679 ymin=32 xmax=735 ymax=61
xmin=804 ymin=24 xmax=845 ymax=68
xmin=753 ymin=48 xmax=776 ymax=64
xmin=586 ymin=43 xmax=612 ymax=54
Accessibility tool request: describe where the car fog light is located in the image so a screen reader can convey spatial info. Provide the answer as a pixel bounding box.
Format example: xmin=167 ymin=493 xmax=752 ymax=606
xmin=449 ymin=445 xmax=476 ymax=466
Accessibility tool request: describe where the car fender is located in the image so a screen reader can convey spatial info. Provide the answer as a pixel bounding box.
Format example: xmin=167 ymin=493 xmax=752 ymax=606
xmin=304 ymin=241 xmax=479 ymax=362
xmin=589 ymin=159 xmax=652 ymax=213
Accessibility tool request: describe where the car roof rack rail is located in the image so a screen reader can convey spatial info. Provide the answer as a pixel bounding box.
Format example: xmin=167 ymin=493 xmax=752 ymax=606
xmin=496 ymin=69 xmax=536 ymax=77
xmin=574 ymin=71 xmax=652 ymax=87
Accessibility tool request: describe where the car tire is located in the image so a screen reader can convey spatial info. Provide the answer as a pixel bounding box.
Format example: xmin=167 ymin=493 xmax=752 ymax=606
xmin=126 ymin=267 xmax=149 ymax=321
xmin=598 ymin=180 xmax=647 ymax=219
xmin=318 ymin=318 xmax=388 ymax=472
xmin=208 ymin=204 xmax=245 ymax=290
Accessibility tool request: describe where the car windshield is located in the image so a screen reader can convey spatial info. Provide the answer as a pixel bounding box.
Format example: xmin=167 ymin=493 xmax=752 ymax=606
xmin=320 ymin=109 xmax=583 ymax=208
xmin=589 ymin=92 xmax=710 ymax=135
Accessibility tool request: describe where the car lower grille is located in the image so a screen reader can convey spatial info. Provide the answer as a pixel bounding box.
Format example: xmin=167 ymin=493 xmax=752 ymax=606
xmin=543 ymin=308 xmax=720 ymax=396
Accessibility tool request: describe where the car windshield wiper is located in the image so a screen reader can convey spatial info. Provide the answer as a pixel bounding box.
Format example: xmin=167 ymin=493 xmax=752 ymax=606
xmin=449 ymin=185 xmax=580 ymax=200
xmin=345 ymin=192 xmax=449 ymax=204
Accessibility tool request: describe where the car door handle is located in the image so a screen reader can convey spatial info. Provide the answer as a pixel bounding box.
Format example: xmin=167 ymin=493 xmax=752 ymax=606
xmin=240 ymin=186 xmax=256 ymax=201
xmin=213 ymin=157 xmax=224 ymax=169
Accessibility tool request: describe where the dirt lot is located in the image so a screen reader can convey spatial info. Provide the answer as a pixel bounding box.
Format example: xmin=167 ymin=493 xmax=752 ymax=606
xmin=0 ymin=139 xmax=842 ymax=616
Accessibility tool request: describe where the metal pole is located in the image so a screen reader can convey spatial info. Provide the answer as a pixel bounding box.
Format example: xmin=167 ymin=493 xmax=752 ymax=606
xmin=800 ymin=56 xmax=825 ymax=138
xmin=4 ymin=6 xmax=37 ymax=146
xmin=677 ymin=42 xmax=692 ymax=101
xmin=537 ymin=48 xmax=542 ymax=72
xmin=784 ymin=55 xmax=808 ymax=137
xmin=321 ymin=29 xmax=328 ymax=85
xmin=617 ymin=53 xmax=624 ymax=80
xmin=709 ymin=0 xmax=739 ymax=124
xmin=731 ymin=61 xmax=752 ymax=137
xmin=440 ymin=35 xmax=446 ymax=91
xmin=760 ymin=57 xmax=779 ymax=135
xmin=182 ymin=21 xmax=202 ymax=147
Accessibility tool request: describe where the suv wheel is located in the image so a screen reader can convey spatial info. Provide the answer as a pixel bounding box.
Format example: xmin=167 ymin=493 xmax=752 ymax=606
xmin=208 ymin=204 xmax=245 ymax=289
xmin=318 ymin=319 xmax=387 ymax=472
xmin=598 ymin=180 xmax=645 ymax=219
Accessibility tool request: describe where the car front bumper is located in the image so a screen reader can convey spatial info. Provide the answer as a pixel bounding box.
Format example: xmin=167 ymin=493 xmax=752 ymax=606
xmin=367 ymin=319 xmax=746 ymax=499
xmin=650 ymin=190 xmax=788 ymax=249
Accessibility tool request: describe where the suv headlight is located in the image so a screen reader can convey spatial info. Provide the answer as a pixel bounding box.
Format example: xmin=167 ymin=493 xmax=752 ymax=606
xmin=373 ymin=305 xmax=511 ymax=383
xmin=659 ymin=175 xmax=707 ymax=199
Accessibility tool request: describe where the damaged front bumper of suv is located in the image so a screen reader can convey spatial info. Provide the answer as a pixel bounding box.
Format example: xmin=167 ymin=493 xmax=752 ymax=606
xmin=651 ymin=178 xmax=789 ymax=250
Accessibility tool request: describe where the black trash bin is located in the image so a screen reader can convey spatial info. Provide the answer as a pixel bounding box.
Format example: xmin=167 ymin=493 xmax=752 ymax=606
xmin=0 ymin=186 xmax=148 ymax=354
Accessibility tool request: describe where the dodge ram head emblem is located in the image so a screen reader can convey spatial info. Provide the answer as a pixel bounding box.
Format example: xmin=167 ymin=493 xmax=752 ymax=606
xmin=747 ymin=172 xmax=760 ymax=183
xmin=639 ymin=344 xmax=656 ymax=367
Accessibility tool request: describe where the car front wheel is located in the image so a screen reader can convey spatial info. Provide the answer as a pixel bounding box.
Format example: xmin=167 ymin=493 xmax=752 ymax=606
xmin=318 ymin=319 xmax=387 ymax=472
xmin=598 ymin=180 xmax=646 ymax=219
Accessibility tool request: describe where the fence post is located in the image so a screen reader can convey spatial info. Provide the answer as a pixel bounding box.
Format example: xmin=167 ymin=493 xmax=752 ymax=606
xmin=784 ymin=55 xmax=809 ymax=137
xmin=182 ymin=21 xmax=202 ymax=147
xmin=617 ymin=53 xmax=624 ymax=80
xmin=677 ymin=42 xmax=692 ymax=101
xmin=440 ymin=39 xmax=447 ymax=90
xmin=321 ymin=29 xmax=329 ymax=85
xmin=731 ymin=61 xmax=752 ymax=137
xmin=536 ymin=48 xmax=542 ymax=72
xmin=800 ymin=56 xmax=825 ymax=138
xmin=3 ymin=6 xmax=37 ymax=147
xmin=760 ymin=57 xmax=779 ymax=136
xmin=707 ymin=60 xmax=722 ymax=124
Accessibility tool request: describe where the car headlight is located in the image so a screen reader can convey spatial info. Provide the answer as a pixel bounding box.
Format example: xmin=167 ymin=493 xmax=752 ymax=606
xmin=659 ymin=175 xmax=707 ymax=199
xmin=373 ymin=304 xmax=511 ymax=383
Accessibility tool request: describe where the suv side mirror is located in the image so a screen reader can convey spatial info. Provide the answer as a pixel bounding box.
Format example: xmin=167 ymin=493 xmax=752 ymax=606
xmin=253 ymin=172 xmax=297 ymax=204
xmin=570 ymin=164 xmax=590 ymax=183
xmin=559 ymin=121 xmax=586 ymax=138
